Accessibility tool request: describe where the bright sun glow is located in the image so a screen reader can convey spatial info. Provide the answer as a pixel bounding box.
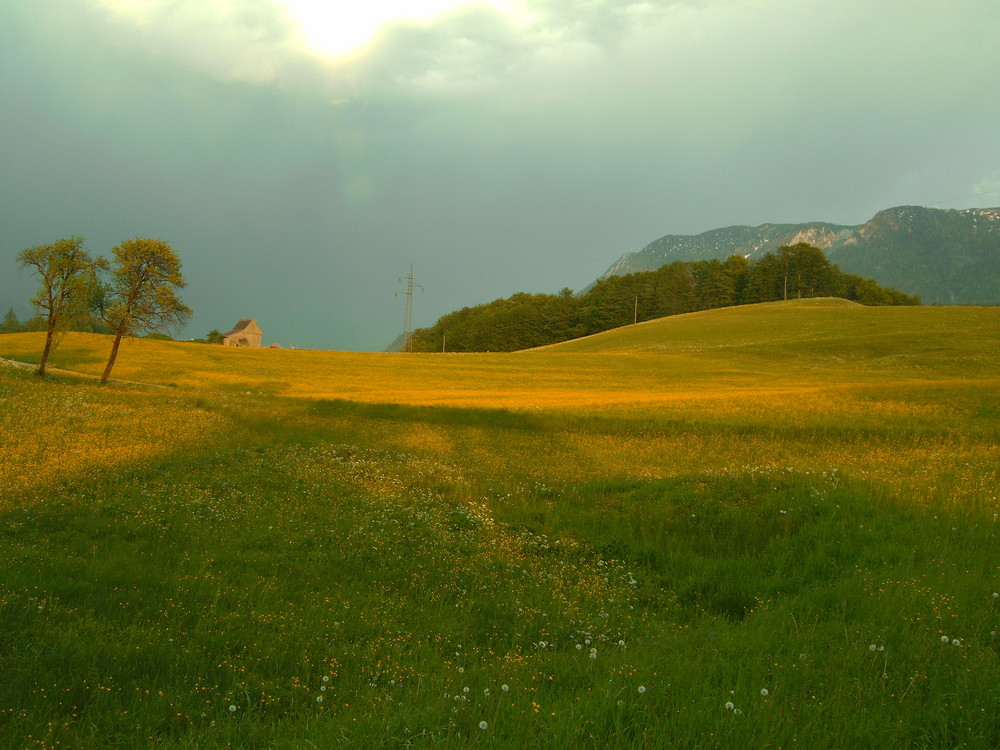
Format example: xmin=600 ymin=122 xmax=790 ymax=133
xmin=275 ymin=0 xmax=515 ymax=58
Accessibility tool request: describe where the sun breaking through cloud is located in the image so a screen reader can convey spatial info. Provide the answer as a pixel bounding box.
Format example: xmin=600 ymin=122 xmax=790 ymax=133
xmin=275 ymin=0 xmax=519 ymax=58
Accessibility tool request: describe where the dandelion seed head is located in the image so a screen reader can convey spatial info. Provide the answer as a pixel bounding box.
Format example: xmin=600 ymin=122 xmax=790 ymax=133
xmin=501 ymin=684 xmax=510 ymax=692
xmin=479 ymin=721 xmax=488 ymax=730
xmin=638 ymin=685 xmax=646 ymax=694
xmin=725 ymin=701 xmax=735 ymax=711
xmin=869 ymin=644 xmax=877 ymax=651
xmin=941 ymin=635 xmax=950 ymax=643
xmin=228 ymin=705 xmax=237 ymax=713
xmin=760 ymin=688 xmax=769 ymax=697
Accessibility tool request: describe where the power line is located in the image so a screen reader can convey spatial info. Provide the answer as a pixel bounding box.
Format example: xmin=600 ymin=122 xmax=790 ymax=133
xmin=395 ymin=264 xmax=423 ymax=352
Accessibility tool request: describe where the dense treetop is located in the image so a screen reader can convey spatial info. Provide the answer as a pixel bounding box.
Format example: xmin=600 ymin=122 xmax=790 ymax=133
xmin=410 ymin=244 xmax=920 ymax=352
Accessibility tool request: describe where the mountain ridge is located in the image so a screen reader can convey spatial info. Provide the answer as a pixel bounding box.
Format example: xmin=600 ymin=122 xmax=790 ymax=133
xmin=601 ymin=206 xmax=1000 ymax=304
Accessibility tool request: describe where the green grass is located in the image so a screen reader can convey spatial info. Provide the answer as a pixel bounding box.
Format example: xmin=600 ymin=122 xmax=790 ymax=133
xmin=1 ymin=302 xmax=999 ymax=748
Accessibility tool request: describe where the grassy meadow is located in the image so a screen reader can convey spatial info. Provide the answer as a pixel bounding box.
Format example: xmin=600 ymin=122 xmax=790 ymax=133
xmin=1 ymin=299 xmax=998 ymax=748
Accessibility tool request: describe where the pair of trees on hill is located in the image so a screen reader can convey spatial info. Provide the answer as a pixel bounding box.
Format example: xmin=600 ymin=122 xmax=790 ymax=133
xmin=410 ymin=243 xmax=920 ymax=352
xmin=15 ymin=237 xmax=190 ymax=382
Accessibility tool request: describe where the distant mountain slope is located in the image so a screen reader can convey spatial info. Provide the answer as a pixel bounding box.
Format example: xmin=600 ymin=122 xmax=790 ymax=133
xmin=602 ymin=206 xmax=1000 ymax=304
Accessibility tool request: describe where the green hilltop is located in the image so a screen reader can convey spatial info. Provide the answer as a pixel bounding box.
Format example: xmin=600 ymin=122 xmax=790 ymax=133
xmin=410 ymin=244 xmax=917 ymax=353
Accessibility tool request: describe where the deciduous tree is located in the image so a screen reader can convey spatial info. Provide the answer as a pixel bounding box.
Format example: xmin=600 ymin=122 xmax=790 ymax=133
xmin=96 ymin=238 xmax=191 ymax=384
xmin=16 ymin=236 xmax=104 ymax=376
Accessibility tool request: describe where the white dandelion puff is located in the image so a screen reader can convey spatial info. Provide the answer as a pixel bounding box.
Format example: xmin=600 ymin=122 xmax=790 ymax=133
xmin=725 ymin=701 xmax=735 ymax=711
xmin=760 ymin=688 xmax=769 ymax=697
xmin=479 ymin=721 xmax=488 ymax=730
xmin=638 ymin=685 xmax=646 ymax=694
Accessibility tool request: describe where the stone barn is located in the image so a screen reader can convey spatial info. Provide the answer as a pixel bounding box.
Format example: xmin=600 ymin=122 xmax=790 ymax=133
xmin=222 ymin=318 xmax=263 ymax=347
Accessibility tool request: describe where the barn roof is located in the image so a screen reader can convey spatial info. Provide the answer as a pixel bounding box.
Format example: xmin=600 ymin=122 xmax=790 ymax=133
xmin=223 ymin=318 xmax=261 ymax=337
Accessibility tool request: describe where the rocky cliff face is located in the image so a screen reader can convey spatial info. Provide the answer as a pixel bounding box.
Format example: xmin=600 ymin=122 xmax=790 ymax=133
xmin=601 ymin=206 xmax=1000 ymax=305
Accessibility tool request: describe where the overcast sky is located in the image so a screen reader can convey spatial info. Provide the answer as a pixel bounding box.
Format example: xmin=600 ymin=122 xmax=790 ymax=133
xmin=3 ymin=0 xmax=999 ymax=350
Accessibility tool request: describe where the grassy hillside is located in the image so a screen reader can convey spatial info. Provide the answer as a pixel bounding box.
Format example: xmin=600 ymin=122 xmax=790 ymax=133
xmin=1 ymin=302 xmax=998 ymax=748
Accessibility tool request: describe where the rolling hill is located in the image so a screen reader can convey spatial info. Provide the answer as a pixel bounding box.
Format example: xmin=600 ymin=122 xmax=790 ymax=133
xmin=4 ymin=300 xmax=999 ymax=406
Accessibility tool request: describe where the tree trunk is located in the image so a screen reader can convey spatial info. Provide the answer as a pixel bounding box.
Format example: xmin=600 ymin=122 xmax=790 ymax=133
xmin=38 ymin=319 xmax=56 ymax=377
xmin=101 ymin=332 xmax=124 ymax=384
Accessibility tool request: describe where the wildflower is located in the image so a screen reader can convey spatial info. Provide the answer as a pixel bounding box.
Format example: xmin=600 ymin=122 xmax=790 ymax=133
xmin=725 ymin=702 xmax=735 ymax=711
xmin=316 ymin=696 xmax=323 ymax=703
xmin=869 ymin=644 xmax=877 ymax=652
xmin=228 ymin=705 xmax=237 ymax=713
xmin=501 ymin=684 xmax=510 ymax=692
xmin=941 ymin=635 xmax=950 ymax=643
xmin=733 ymin=708 xmax=742 ymax=716
xmin=458 ymin=667 xmax=465 ymax=674
xmin=638 ymin=685 xmax=646 ymax=694
xmin=322 ymin=676 xmax=330 ymax=683
xmin=760 ymin=689 xmax=769 ymax=697
xmin=463 ymin=687 xmax=470 ymax=694
xmin=576 ymin=644 xmax=583 ymax=650
xmin=618 ymin=640 xmax=626 ymax=647
xmin=952 ymin=639 xmax=961 ymax=646
xmin=484 ymin=688 xmax=491 ymax=697
xmin=479 ymin=721 xmax=488 ymax=730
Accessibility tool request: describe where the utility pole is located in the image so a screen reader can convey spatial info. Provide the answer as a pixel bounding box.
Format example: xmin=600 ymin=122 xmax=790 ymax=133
xmin=396 ymin=264 xmax=423 ymax=352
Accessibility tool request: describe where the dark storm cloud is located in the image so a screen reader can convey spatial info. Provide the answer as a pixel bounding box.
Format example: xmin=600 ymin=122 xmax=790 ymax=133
xmin=3 ymin=0 xmax=999 ymax=350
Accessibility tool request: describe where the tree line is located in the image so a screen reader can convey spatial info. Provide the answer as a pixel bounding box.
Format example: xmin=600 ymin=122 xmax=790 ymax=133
xmin=410 ymin=243 xmax=920 ymax=352
xmin=10 ymin=236 xmax=190 ymax=382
